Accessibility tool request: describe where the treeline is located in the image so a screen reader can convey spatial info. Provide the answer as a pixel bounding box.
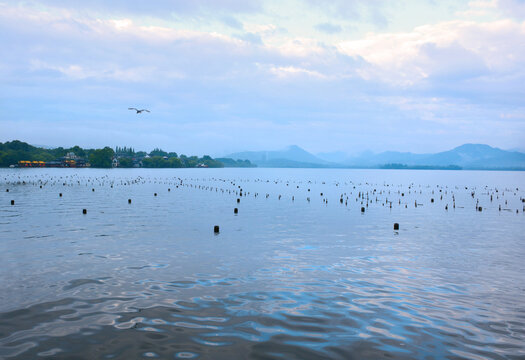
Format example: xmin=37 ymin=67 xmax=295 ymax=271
xmin=141 ymin=155 xmax=223 ymax=168
xmin=0 ymin=141 xmax=118 ymax=168
xmin=0 ymin=140 xmax=255 ymax=168
xmin=0 ymin=140 xmax=95 ymax=166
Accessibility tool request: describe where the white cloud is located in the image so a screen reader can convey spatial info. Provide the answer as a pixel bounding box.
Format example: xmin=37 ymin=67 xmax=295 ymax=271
xmin=244 ymin=23 xmax=279 ymax=34
xmin=269 ymin=65 xmax=327 ymax=79
xmin=337 ymin=19 xmax=525 ymax=86
xmin=276 ymin=37 xmax=327 ymax=58
xmin=456 ymin=0 xmax=497 ymax=17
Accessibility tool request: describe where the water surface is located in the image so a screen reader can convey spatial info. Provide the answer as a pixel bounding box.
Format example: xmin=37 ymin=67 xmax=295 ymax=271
xmin=1 ymin=168 xmax=524 ymax=359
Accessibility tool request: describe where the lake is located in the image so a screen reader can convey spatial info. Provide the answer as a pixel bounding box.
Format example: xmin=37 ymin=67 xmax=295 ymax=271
xmin=1 ymin=168 xmax=524 ymax=359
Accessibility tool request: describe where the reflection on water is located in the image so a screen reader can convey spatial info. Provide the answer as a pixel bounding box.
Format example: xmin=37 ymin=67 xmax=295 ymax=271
xmin=1 ymin=168 xmax=524 ymax=359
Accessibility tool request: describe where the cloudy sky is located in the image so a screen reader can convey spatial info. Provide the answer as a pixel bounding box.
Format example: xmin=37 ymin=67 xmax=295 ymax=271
xmin=1 ymin=0 xmax=525 ymax=156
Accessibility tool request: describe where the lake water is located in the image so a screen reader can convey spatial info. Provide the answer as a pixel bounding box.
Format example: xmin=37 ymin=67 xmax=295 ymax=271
xmin=1 ymin=168 xmax=524 ymax=359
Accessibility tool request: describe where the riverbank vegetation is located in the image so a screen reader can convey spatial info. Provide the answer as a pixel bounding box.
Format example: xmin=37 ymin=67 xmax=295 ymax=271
xmin=0 ymin=140 xmax=255 ymax=168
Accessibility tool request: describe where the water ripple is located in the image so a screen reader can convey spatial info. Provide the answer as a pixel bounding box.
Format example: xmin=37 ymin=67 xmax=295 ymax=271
xmin=1 ymin=168 xmax=524 ymax=359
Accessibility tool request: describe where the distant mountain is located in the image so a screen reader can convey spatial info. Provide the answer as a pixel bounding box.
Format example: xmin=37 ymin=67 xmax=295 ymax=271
xmin=228 ymin=144 xmax=525 ymax=170
xmin=227 ymin=145 xmax=336 ymax=168
xmin=345 ymin=151 xmax=425 ymax=167
xmin=316 ymin=151 xmax=348 ymax=163
xmin=345 ymin=144 xmax=525 ymax=169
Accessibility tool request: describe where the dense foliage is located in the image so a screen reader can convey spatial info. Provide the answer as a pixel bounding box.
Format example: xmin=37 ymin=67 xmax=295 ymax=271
xmin=115 ymin=146 xmax=135 ymax=156
xmin=0 ymin=140 xmax=254 ymax=169
xmin=0 ymin=140 xmax=95 ymax=167
xmin=142 ymin=156 xmax=183 ymax=168
xmin=89 ymin=147 xmax=115 ymax=168
xmin=117 ymin=157 xmax=134 ymax=168
xmin=215 ymin=158 xmax=257 ymax=167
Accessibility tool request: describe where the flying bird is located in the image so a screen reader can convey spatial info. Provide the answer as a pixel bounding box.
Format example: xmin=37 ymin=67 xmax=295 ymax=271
xmin=128 ymin=108 xmax=150 ymax=114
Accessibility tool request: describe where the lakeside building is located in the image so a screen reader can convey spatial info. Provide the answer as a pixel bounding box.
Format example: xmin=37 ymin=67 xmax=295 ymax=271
xmin=17 ymin=152 xmax=90 ymax=168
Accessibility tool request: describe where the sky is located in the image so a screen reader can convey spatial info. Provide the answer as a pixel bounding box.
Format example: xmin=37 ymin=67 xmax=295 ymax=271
xmin=1 ymin=0 xmax=525 ymax=156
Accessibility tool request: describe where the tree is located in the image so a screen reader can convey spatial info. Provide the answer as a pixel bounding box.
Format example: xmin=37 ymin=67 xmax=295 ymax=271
xmin=142 ymin=156 xmax=166 ymax=168
xmin=116 ymin=146 xmax=135 ymax=156
xmin=199 ymin=155 xmax=224 ymax=168
xmin=0 ymin=151 xmax=22 ymax=167
xmin=52 ymin=147 xmax=67 ymax=158
xmin=89 ymin=147 xmax=115 ymax=168
xmin=0 ymin=140 xmax=227 ymax=169
xmin=149 ymin=148 xmax=168 ymax=157
xmin=185 ymin=156 xmax=199 ymax=167
xmin=118 ymin=157 xmax=134 ymax=168
xmin=169 ymin=157 xmax=183 ymax=167
xmin=69 ymin=145 xmax=86 ymax=157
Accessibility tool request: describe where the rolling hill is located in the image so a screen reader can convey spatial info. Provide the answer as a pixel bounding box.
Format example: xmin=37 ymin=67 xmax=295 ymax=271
xmin=227 ymin=144 xmax=525 ymax=169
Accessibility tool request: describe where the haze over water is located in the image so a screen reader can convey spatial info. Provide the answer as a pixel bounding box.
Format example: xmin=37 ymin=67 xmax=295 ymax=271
xmin=1 ymin=168 xmax=524 ymax=359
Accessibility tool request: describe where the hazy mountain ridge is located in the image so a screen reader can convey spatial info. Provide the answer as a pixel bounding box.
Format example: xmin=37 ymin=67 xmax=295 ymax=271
xmin=316 ymin=151 xmax=348 ymax=163
xmin=228 ymin=145 xmax=336 ymax=168
xmin=228 ymin=144 xmax=525 ymax=169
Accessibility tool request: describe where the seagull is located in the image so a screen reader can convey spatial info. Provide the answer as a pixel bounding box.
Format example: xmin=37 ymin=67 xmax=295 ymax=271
xmin=128 ymin=108 xmax=150 ymax=114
